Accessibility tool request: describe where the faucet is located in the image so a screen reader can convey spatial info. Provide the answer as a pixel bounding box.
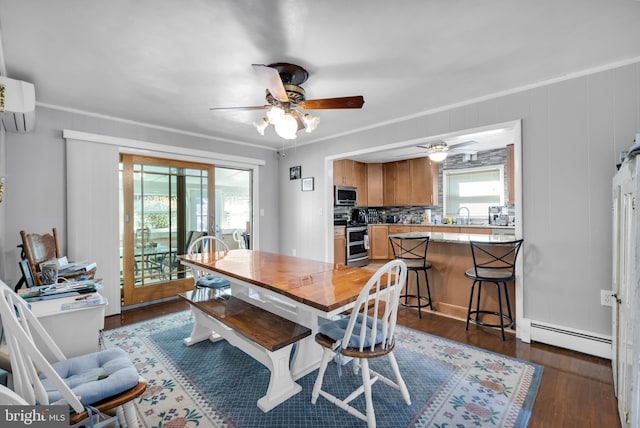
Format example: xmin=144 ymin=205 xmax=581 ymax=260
xmin=456 ymin=206 xmax=470 ymax=225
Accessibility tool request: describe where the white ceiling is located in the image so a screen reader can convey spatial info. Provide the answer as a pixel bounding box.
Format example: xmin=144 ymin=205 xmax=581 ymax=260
xmin=1 ymin=0 xmax=639 ymax=153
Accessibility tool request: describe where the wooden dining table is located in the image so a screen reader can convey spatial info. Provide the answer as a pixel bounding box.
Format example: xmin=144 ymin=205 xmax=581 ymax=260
xmin=178 ymin=249 xmax=377 ymax=380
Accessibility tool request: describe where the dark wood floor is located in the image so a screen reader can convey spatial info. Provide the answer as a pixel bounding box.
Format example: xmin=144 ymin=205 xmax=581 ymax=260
xmin=105 ymin=299 xmax=620 ymax=428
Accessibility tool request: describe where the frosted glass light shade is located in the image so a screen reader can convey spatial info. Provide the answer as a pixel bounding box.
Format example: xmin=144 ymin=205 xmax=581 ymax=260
xmin=302 ymin=114 xmax=320 ymax=133
xmin=254 ymin=117 xmax=269 ymax=135
xmin=428 ymin=151 xmax=448 ymax=162
xmin=274 ymin=113 xmax=298 ymax=140
xmin=266 ymin=106 xmax=284 ymax=124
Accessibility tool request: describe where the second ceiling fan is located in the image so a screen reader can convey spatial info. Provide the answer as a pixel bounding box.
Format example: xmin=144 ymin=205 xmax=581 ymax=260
xmin=210 ymin=63 xmax=365 ymax=139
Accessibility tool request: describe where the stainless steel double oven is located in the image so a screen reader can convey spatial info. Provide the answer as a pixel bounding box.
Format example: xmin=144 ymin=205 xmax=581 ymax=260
xmin=346 ymin=224 xmax=368 ymax=267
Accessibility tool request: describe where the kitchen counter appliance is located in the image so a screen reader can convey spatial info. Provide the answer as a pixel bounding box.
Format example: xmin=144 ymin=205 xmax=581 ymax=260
xmin=488 ymin=206 xmax=509 ymax=226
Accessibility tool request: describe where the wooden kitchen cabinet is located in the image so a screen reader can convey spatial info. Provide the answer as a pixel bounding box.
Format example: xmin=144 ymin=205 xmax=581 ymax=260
xmin=333 ymin=226 xmax=346 ymax=265
xmin=411 ymin=226 xmax=432 ymax=232
xmin=368 ymin=225 xmax=389 ymax=260
xmin=334 ymin=159 xmax=367 ymax=205
xmin=465 ymin=227 xmax=492 ymax=235
xmin=396 ymin=160 xmax=411 ymax=205
xmin=367 ymin=163 xmax=383 ymax=206
xmin=354 ymin=161 xmax=367 ymax=206
xmin=333 ymin=159 xmax=349 ymax=186
xmin=383 ymin=158 xmax=438 ymax=207
xmin=410 ymin=157 xmax=439 ymax=206
xmin=382 ymin=162 xmax=396 ymax=206
xmin=387 ymin=225 xmax=412 ymax=259
xmin=506 ymin=144 xmax=514 ymax=205
xmin=383 ymin=161 xmax=411 ymax=206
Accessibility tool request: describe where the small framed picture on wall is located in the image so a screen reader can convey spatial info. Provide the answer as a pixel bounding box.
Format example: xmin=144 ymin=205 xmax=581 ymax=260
xmin=301 ymin=177 xmax=314 ymax=191
xmin=290 ymin=166 xmax=301 ymax=180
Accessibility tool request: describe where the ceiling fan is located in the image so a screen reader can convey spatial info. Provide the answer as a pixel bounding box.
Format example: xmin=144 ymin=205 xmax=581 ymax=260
xmin=209 ymin=63 xmax=365 ymax=140
xmin=417 ymin=140 xmax=480 ymax=162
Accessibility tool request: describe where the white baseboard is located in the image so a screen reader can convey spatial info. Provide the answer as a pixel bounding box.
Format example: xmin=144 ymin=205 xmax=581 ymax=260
xmin=530 ymin=320 xmax=612 ymax=359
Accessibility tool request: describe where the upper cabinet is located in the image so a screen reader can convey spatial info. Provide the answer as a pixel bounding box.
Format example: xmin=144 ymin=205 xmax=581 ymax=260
xmin=383 ymin=161 xmax=411 ymax=206
xmin=354 ymin=161 xmax=367 ymax=206
xmin=367 ymin=163 xmax=384 ymax=207
xmin=383 ymin=158 xmax=437 ymax=206
xmin=410 ymin=157 xmax=439 ymax=206
xmin=335 ymin=157 xmax=439 ymax=208
xmin=333 ymin=159 xmax=352 ymax=186
xmin=383 ymin=162 xmax=397 ymax=205
xmin=506 ymin=144 xmax=514 ymax=205
xmin=334 ymin=159 xmax=367 ymax=206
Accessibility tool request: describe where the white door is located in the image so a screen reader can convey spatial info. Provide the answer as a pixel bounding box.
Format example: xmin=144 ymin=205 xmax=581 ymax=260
xmin=612 ymin=161 xmax=636 ymax=428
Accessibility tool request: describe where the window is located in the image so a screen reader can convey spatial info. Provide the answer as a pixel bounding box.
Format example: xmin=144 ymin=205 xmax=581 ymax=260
xmin=443 ymin=165 xmax=504 ymax=218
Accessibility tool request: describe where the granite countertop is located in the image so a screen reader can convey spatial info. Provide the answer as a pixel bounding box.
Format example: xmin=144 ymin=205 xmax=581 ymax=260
xmin=387 ymin=231 xmax=519 ymax=244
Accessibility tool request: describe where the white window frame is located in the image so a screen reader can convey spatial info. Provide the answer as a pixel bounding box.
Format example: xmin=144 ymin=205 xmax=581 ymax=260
xmin=443 ymin=164 xmax=505 ymax=219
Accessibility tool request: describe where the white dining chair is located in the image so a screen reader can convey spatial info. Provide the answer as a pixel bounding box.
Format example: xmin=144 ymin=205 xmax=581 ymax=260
xmin=311 ymin=259 xmax=410 ymax=428
xmin=0 ymin=280 xmax=146 ymax=427
xmin=187 ymin=235 xmax=231 ymax=290
xmin=0 ymin=384 xmax=28 ymax=405
xmin=232 ymin=229 xmax=246 ymax=249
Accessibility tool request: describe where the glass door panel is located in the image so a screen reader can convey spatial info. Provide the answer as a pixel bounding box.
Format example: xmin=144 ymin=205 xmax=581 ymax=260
xmin=214 ymin=167 xmax=252 ymax=250
xmin=120 ymin=155 xmax=213 ymax=306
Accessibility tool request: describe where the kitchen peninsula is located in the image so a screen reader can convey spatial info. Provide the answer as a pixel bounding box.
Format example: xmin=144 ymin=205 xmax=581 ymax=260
xmin=386 ymin=230 xmax=520 ymax=329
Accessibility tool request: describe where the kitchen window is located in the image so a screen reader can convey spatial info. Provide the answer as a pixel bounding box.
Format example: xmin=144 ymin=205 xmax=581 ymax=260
xmin=443 ymin=165 xmax=504 ymax=218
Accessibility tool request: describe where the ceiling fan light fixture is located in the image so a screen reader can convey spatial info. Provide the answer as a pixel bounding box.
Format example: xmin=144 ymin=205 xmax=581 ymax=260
xmin=302 ymin=113 xmax=320 ymax=133
xmin=427 ymin=143 xmax=448 ymax=162
xmin=210 ymin=63 xmax=364 ymax=141
xmin=274 ymin=113 xmax=298 ymax=140
xmin=428 ymin=151 xmax=448 ymax=162
xmin=254 ymin=117 xmax=269 ymax=135
xmin=266 ymin=106 xmax=284 ymax=124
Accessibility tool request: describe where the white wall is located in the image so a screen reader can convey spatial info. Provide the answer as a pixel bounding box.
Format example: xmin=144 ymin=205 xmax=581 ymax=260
xmin=2 ymin=106 xmax=280 ymax=289
xmin=279 ymin=61 xmax=640 ymax=341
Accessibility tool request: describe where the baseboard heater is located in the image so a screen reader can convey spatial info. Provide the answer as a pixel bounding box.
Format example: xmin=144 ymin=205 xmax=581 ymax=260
xmin=530 ymin=320 xmax=612 ymax=359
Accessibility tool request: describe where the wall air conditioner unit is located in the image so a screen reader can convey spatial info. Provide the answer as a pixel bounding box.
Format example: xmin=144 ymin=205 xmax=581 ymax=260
xmin=0 ymin=76 xmax=35 ymax=133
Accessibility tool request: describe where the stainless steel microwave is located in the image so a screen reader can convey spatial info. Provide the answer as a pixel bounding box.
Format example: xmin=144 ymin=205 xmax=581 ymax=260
xmin=334 ymin=185 xmax=357 ymax=206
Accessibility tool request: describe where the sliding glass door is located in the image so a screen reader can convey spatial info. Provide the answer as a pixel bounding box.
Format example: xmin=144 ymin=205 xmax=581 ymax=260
xmin=120 ymin=155 xmax=214 ymax=305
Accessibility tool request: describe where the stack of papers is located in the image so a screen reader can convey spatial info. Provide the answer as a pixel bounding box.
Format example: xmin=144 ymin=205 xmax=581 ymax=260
xmin=20 ymin=279 xmax=102 ymax=301
xmin=58 ymin=261 xmax=97 ymax=275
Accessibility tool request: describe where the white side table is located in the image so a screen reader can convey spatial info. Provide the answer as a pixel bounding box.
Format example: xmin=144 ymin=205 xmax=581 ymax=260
xmin=27 ymin=292 xmax=107 ymax=359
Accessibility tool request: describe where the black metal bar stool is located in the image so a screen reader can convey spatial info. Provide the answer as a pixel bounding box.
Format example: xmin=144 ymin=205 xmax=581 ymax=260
xmin=464 ymin=239 xmax=524 ymax=340
xmin=389 ymin=234 xmax=433 ymax=318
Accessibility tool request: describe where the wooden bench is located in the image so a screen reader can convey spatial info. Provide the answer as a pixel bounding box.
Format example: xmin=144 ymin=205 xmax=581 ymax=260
xmin=179 ymin=288 xmax=312 ymax=412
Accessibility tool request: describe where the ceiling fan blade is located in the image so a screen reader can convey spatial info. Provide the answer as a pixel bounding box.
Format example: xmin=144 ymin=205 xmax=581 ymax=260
xmin=297 ymin=96 xmax=364 ymax=110
xmin=447 ymin=139 xmax=479 ymax=148
xmin=252 ymin=64 xmax=289 ymax=102
xmin=209 ymin=105 xmax=271 ymax=111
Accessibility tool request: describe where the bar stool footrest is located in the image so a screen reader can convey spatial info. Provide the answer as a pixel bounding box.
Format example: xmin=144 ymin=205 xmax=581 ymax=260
xmin=467 ymin=310 xmax=513 ymax=329
xmin=399 ymin=294 xmax=432 ymax=309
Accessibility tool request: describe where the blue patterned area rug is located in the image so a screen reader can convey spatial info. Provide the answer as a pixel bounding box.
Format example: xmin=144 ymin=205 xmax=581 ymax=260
xmin=103 ymin=311 xmax=542 ymax=428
